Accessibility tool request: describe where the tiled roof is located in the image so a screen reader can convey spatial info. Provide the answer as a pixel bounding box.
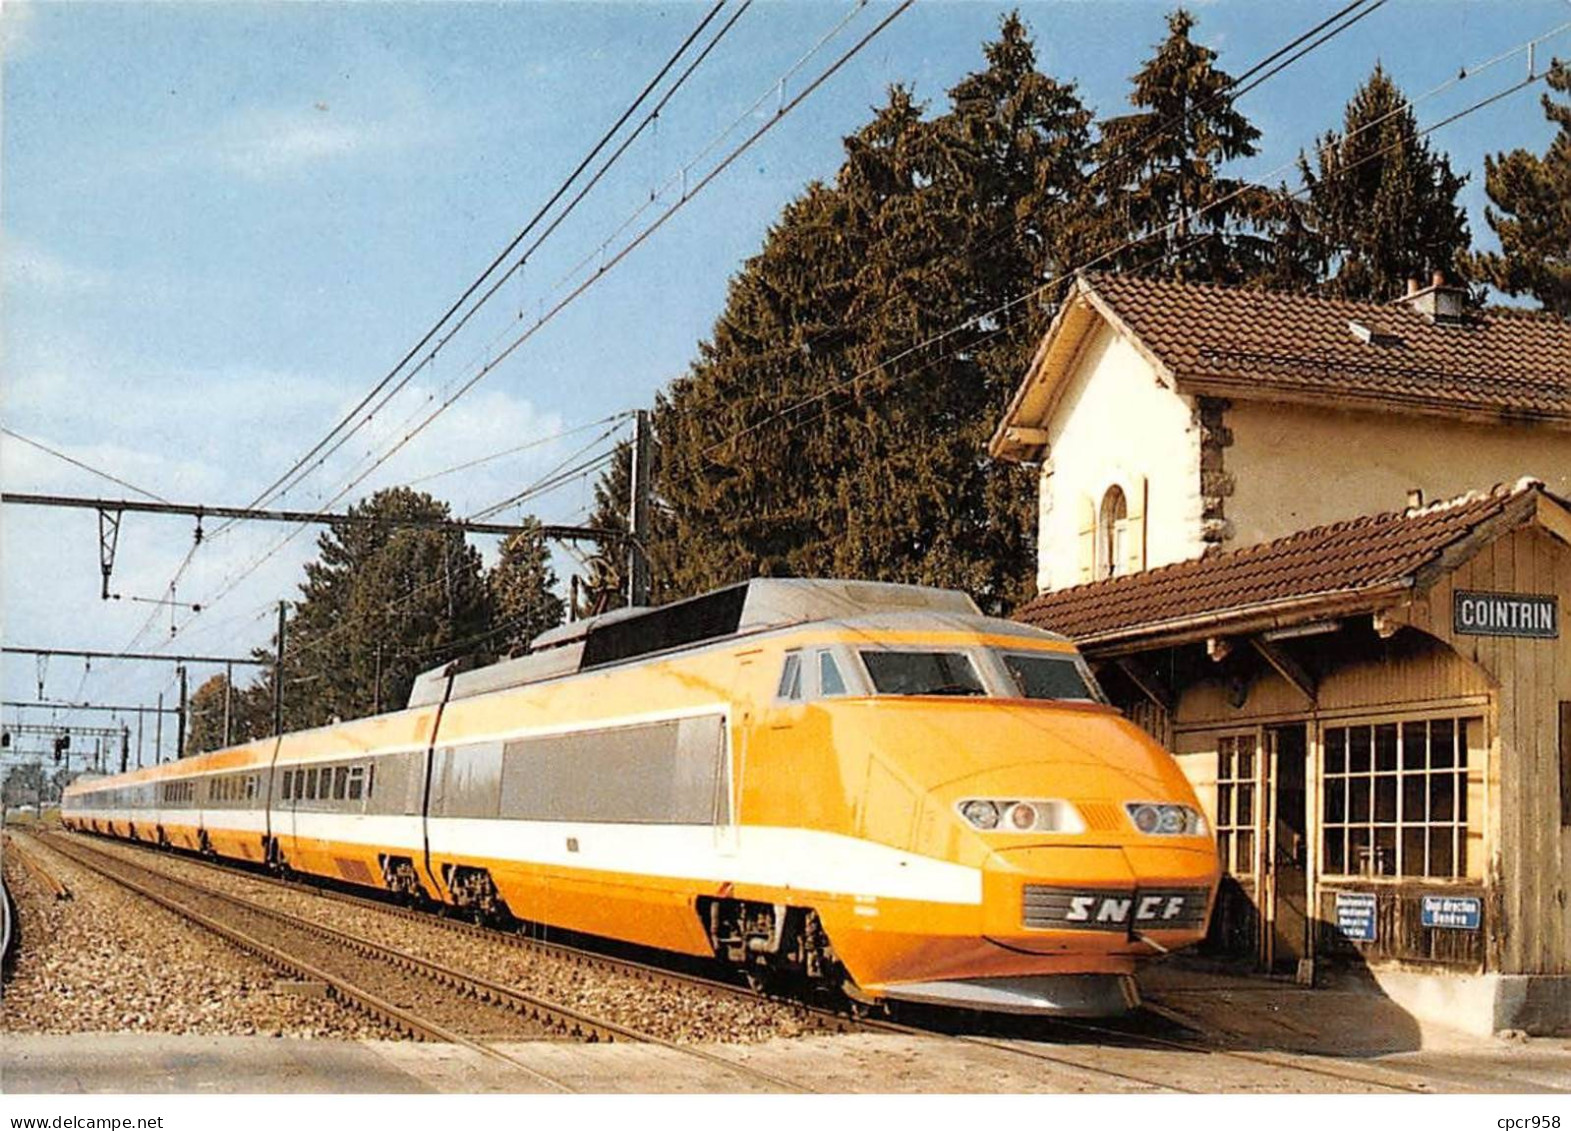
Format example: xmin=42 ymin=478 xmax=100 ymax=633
xmin=1086 ymin=274 xmax=1571 ymax=422
xmin=1014 ymin=480 xmax=1545 ymax=644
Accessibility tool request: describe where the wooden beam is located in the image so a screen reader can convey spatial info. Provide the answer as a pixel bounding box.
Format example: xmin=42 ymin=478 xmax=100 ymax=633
xmin=1004 ymin=426 xmax=1050 ymax=447
xmin=1205 ymin=636 xmax=1233 ymax=663
xmin=1250 ymin=636 xmax=1317 ymax=705
xmin=1114 ymin=657 xmax=1174 ymax=713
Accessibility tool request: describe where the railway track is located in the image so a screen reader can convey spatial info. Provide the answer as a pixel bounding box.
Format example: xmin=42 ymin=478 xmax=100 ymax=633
xmin=43 ymin=830 xmax=1445 ymax=1094
xmin=47 ymin=829 xmax=855 ymax=1037
xmin=5 ymin=831 xmax=73 ymax=902
xmin=32 ymin=833 xmax=814 ymax=1094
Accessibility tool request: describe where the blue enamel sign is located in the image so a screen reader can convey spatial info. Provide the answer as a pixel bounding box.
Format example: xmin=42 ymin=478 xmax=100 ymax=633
xmin=1420 ymin=895 xmax=1481 ymax=930
xmin=1335 ymin=891 xmax=1377 ymax=942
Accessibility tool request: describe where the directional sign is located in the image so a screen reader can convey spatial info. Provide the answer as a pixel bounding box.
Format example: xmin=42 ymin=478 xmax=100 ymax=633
xmin=1335 ymin=891 xmax=1377 ymax=942
xmin=1420 ymin=895 xmax=1481 ymax=930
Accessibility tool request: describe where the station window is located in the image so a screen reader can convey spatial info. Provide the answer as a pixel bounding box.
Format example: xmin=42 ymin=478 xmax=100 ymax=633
xmin=1214 ymin=733 xmax=1258 ymax=877
xmin=1322 ymin=717 xmax=1478 ymax=878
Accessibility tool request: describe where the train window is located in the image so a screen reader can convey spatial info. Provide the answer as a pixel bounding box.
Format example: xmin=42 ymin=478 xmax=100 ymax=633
xmin=246 ymin=775 xmax=256 ymax=800
xmin=347 ymin=766 xmax=365 ymax=801
xmin=860 ymin=650 xmax=984 ymax=697
xmin=777 ymin=652 xmax=803 ymax=701
xmin=998 ymin=652 xmax=1096 ymax=701
xmin=306 ymin=768 xmax=319 ymax=800
xmin=333 ymin=767 xmax=348 ymax=801
xmin=817 ymin=651 xmax=847 ymax=696
xmin=282 ymin=770 xmax=294 ymax=800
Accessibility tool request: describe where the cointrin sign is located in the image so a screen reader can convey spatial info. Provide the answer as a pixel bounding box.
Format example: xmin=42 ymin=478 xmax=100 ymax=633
xmin=1453 ymin=590 xmax=1559 ymax=639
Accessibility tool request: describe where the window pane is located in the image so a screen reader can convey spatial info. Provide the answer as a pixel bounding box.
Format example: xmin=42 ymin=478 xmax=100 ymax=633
xmin=283 ymin=770 xmax=293 ymax=800
xmin=777 ymin=653 xmax=802 ymax=700
xmin=1403 ymin=774 xmax=1426 ymax=822
xmin=1431 ymin=718 xmax=1456 ymax=768
xmin=1217 ymin=783 xmax=1233 ymax=825
xmin=1350 ymin=827 xmax=1371 ymax=874
xmin=1237 ymin=783 xmax=1254 ymax=826
xmin=1238 ymin=736 xmax=1255 ymax=780
xmin=1349 ymin=776 xmax=1371 ymax=822
xmin=1325 ymin=728 xmax=1346 ymax=774
xmin=1429 ymin=828 xmax=1455 ymax=877
xmin=1217 ymin=830 xmax=1232 ymax=873
xmin=306 ymin=768 xmax=318 ymax=800
xmin=1236 ymin=830 xmax=1255 ymax=873
xmin=347 ymin=768 xmax=364 ymax=802
xmin=1375 ymin=827 xmax=1397 ymax=875
xmin=1000 ymin=652 xmax=1093 ymax=700
xmin=1455 ymin=770 xmax=1467 ymax=823
xmin=818 ymin=652 xmax=847 ymax=696
xmin=1430 ymin=772 xmax=1455 ymax=822
xmin=1375 ymin=774 xmax=1397 ymax=822
xmin=1402 ymin=722 xmax=1428 ymax=769
xmin=1376 ymin=724 xmax=1398 ymax=772
xmin=1349 ymin=727 xmax=1372 ymax=773
xmin=1218 ymin=737 xmax=1235 ymax=780
xmin=1324 ymin=829 xmax=1346 ymax=874
xmin=334 ymin=767 xmax=348 ymax=801
xmin=1402 ymin=827 xmax=1426 ymax=876
xmin=1324 ymin=776 xmax=1346 ymax=824
xmin=860 ymin=651 xmax=984 ymax=696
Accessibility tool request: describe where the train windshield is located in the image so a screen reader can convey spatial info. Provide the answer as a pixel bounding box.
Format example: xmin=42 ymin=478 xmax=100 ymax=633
xmin=860 ymin=650 xmax=985 ymax=696
xmin=998 ymin=651 xmax=1098 ymax=702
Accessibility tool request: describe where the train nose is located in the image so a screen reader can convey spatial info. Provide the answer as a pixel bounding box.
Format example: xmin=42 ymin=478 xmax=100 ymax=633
xmin=980 ymin=844 xmax=1219 ymax=944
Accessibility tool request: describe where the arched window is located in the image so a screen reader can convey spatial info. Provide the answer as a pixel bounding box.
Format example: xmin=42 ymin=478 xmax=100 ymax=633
xmin=1098 ymin=485 xmax=1127 ymax=579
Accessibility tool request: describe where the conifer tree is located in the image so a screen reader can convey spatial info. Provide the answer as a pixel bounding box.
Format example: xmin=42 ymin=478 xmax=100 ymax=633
xmin=1471 ymin=63 xmax=1571 ymax=316
xmin=1089 ymin=8 xmax=1274 ymax=282
xmin=645 ymin=15 xmax=1094 ymax=611
xmin=1300 ymin=64 xmax=1470 ymax=300
xmin=488 ymin=519 xmax=565 ymax=654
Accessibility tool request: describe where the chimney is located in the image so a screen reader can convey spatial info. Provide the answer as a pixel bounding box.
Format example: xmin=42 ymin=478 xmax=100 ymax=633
xmin=1406 ymin=487 xmax=1424 ymax=511
xmin=1394 ymin=270 xmax=1468 ymax=324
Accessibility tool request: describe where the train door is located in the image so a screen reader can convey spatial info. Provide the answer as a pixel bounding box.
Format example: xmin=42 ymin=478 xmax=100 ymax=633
xmin=1265 ymin=724 xmax=1310 ymax=972
xmin=718 ymin=653 xmax=760 ymax=858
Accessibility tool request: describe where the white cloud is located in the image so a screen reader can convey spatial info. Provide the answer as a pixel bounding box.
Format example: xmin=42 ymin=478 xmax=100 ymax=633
xmin=0 ymin=1 xmax=37 ymax=61
xmin=2 ymin=239 xmax=110 ymax=295
xmin=211 ymin=96 xmax=442 ymax=180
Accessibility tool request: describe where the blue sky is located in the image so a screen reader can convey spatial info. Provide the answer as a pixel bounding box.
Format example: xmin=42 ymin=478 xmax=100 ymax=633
xmin=3 ymin=0 xmax=1567 ymax=763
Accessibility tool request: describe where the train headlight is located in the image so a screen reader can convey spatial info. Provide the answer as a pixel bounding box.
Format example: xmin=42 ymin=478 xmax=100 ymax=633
xmin=957 ymin=799 xmax=1085 ymax=833
xmin=1125 ymin=802 xmax=1206 ymax=836
xmin=960 ymin=800 xmax=1000 ymax=829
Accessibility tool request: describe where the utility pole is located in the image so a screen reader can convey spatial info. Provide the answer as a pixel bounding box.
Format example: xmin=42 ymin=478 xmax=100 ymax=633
xmin=154 ymin=692 xmax=164 ymax=763
xmin=373 ymin=643 xmax=383 ymax=715
xmin=175 ymin=665 xmax=188 ymax=759
xmin=120 ymin=725 xmax=129 ymax=774
xmin=222 ymin=661 xmax=233 ymax=748
xmin=273 ymin=601 xmax=286 ymax=737
xmin=627 ymin=408 xmax=652 ymax=607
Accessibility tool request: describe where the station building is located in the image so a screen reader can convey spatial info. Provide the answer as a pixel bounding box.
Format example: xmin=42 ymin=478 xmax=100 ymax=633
xmin=992 ymin=274 xmax=1571 ymax=1034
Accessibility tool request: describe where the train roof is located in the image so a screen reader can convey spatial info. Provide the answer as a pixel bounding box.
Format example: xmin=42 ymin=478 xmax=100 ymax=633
xmin=407 ymin=578 xmax=986 ymax=707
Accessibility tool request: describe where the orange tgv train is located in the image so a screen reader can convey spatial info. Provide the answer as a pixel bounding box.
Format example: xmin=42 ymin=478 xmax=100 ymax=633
xmin=63 ymin=579 xmax=1219 ymax=1016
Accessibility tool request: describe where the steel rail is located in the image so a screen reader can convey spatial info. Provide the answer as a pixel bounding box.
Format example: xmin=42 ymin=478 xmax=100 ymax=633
xmin=4 ymin=833 xmax=73 ymax=901
xmin=34 ymin=833 xmax=572 ymax=1091
xmin=80 ymin=830 xmax=854 ymax=1037
xmin=43 ymin=831 xmax=814 ymax=1093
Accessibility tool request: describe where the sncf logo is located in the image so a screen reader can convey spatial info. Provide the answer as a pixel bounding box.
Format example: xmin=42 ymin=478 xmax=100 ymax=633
xmin=1065 ymin=894 xmax=1191 ymax=924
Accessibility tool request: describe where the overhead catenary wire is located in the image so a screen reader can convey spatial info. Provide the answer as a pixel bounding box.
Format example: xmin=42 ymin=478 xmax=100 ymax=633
xmin=1 ymin=428 xmax=170 ymax=503
xmin=172 ymin=0 xmax=915 ymax=629
xmin=220 ymin=1 xmax=733 ymax=530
